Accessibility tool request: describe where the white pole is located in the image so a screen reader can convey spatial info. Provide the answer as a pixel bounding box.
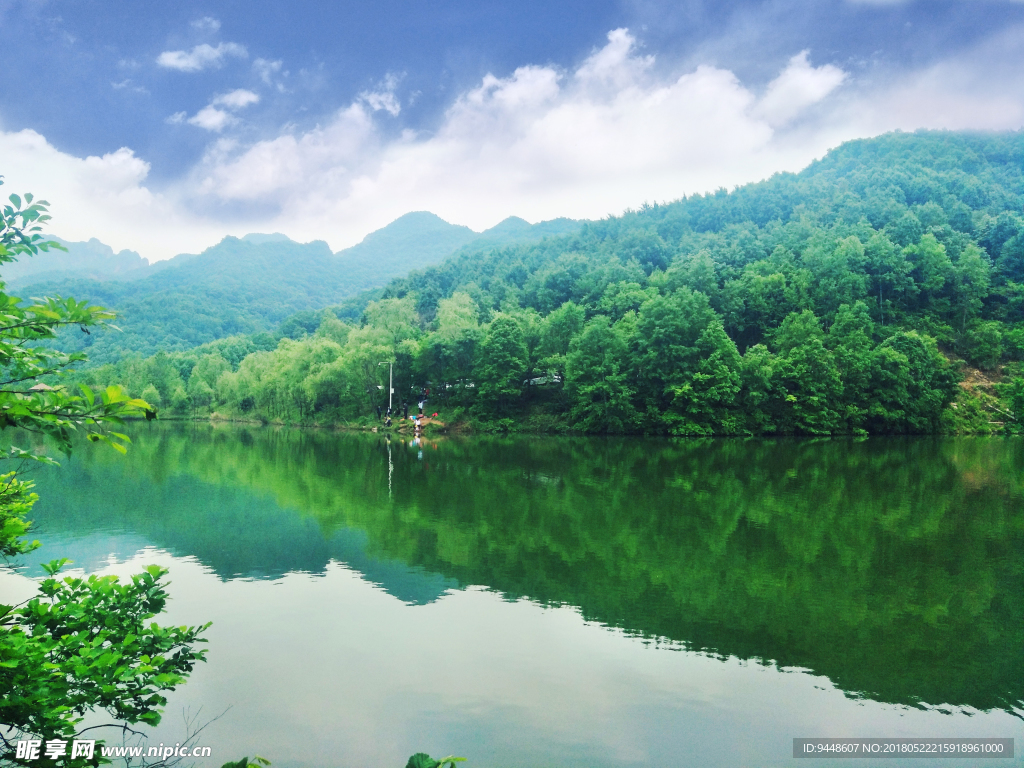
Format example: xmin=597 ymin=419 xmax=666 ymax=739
xmin=389 ymin=362 xmax=393 ymax=411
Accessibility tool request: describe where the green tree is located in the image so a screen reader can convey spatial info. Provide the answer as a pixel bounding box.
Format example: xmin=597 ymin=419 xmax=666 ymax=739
xmin=866 ymin=330 xmax=959 ymax=433
xmin=738 ymin=343 xmax=778 ymax=434
xmin=906 ymin=233 xmax=954 ymax=307
xmin=473 ymin=314 xmax=528 ymax=415
xmin=771 ymin=310 xmax=844 ymax=434
xmin=957 ymin=321 xmax=1003 ymax=371
xmin=804 ymin=235 xmax=869 ymax=321
xmin=0 ymin=183 xmax=207 ymax=766
xmin=187 ymin=374 xmax=214 ymax=415
xmin=998 ymin=376 xmax=1024 ymax=431
xmin=661 ymin=249 xmax=720 ymax=305
xmin=192 ymin=353 xmax=230 ymax=389
xmin=143 ymin=352 xmax=184 ymax=404
xmin=952 ymin=243 xmax=991 ymax=332
xmin=0 ymin=194 xmax=152 ymax=457
xmin=864 ymin=231 xmax=916 ymax=326
xmin=722 ymin=248 xmax=812 ymax=347
xmin=829 ymin=301 xmax=874 ymax=430
xmin=314 ymin=310 xmax=351 ymax=345
xmin=632 ymin=287 xmax=739 ymax=431
xmin=418 ymin=293 xmax=483 ymax=401
xmin=564 ymin=316 xmax=639 ymax=432
xmin=140 ymin=383 xmax=162 ymax=408
xmin=537 ymin=301 xmax=585 ymax=385
xmin=664 ymin=320 xmax=742 ymax=435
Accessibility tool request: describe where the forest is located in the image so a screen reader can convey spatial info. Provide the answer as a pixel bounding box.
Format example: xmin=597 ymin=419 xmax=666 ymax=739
xmin=21 ymin=213 xmax=581 ymax=367
xmin=61 ymin=130 xmax=1024 ymax=435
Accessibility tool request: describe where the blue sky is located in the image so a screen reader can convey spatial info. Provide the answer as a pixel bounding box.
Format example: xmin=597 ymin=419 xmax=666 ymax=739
xmin=3 ymin=0 xmax=1024 ymax=259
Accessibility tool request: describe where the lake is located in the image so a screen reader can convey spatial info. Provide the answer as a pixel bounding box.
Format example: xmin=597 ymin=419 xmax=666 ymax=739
xmin=2 ymin=423 xmax=1022 ymax=767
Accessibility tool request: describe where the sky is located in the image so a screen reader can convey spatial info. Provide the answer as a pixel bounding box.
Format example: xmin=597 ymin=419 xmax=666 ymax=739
xmin=2 ymin=0 xmax=1024 ymax=261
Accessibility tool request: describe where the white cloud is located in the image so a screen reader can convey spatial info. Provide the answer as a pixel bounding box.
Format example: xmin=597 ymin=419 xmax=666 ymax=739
xmin=360 ymin=73 xmax=403 ymax=116
xmin=193 ymin=104 xmax=377 ymax=199
xmin=214 ymin=89 xmax=260 ymax=109
xmin=253 ymin=58 xmax=284 ymax=87
xmin=574 ymin=28 xmax=654 ymax=90
xmin=754 ymin=51 xmax=846 ymax=127
xmin=156 ymin=42 xmax=247 ymax=72
xmin=111 ymin=79 xmax=149 ymax=95
xmin=166 ymin=111 xmax=187 ymax=124
xmin=180 ymin=25 xmax=1024 ymax=251
xmin=188 ymin=106 xmax=235 ymax=132
xmin=0 ymin=129 xmax=224 ymax=259
xmin=191 ymin=16 xmax=221 ymax=32
xmin=806 ymin=21 xmax=1024 ymax=142
xmin=179 ymin=89 xmax=260 ymax=132
xmin=192 ymin=29 xmax=797 ymax=243
xmin=11 ymin=26 xmax=1024 ymax=262
xmin=361 ymin=90 xmax=401 ymax=116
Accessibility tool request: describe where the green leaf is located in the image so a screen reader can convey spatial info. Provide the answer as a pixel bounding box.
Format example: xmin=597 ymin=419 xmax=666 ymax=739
xmin=79 ymin=383 xmax=96 ymax=407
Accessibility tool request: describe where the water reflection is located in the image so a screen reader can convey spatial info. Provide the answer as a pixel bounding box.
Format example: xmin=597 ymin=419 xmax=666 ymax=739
xmin=14 ymin=424 xmax=1024 ymax=718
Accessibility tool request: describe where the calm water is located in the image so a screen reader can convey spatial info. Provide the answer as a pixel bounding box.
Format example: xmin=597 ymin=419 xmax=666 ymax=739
xmin=1 ymin=424 xmax=1022 ymax=768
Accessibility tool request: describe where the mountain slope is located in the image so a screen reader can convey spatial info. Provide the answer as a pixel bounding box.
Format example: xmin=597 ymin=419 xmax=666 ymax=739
xmin=63 ymin=129 xmax=1024 ymax=436
xmin=334 ymin=211 xmax=477 ymax=285
xmin=13 ymin=211 xmax=580 ymax=365
xmin=5 ymin=237 xmax=149 ymax=289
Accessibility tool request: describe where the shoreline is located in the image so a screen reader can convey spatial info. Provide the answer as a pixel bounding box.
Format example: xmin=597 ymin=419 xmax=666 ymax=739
xmin=129 ymin=412 xmax=1013 ymax=438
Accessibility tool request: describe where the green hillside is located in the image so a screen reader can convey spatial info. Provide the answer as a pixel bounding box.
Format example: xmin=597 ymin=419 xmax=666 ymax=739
xmin=18 ymin=212 xmax=580 ymax=365
xmin=60 ymin=130 xmax=1024 ymax=434
xmin=31 ymin=237 xmax=347 ymax=364
xmin=4 ymin=236 xmax=149 ymax=288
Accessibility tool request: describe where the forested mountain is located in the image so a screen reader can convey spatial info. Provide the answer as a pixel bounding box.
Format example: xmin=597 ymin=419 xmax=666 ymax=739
xmin=21 ymin=212 xmax=580 ymax=365
xmin=4 ymin=236 xmax=149 ymax=288
xmin=65 ymin=130 xmax=1024 ymax=434
xmin=31 ymin=236 xmax=348 ymax=364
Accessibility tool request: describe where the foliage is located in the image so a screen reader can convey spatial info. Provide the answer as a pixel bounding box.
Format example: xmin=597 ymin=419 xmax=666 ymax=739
xmin=1 ymin=561 xmax=209 ymax=746
xmin=0 ymin=188 xmax=155 ymax=457
xmin=58 ymin=130 xmax=1024 ymax=433
xmin=997 ymin=375 xmax=1024 ymax=432
xmin=0 ymin=179 xmax=206 ymax=766
xmin=404 ymin=754 xmax=465 ymax=768
xmin=0 ymin=473 xmax=38 ymax=559
xmin=23 ymin=215 xmax=581 ymax=367
xmin=472 ymin=315 xmax=527 ymax=414
xmin=219 ymin=757 xmax=270 ymax=768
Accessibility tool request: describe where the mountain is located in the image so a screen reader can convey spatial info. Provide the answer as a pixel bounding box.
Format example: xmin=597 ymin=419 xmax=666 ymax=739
xmin=468 ymin=216 xmax=581 ymax=248
xmin=4 ymin=237 xmax=149 ymax=289
xmin=334 ymin=211 xmax=477 ymax=284
xmin=62 ymin=130 xmax=1024 ymax=436
xmin=11 ymin=211 xmax=581 ymax=365
xmin=326 ymin=212 xmax=581 ymax=286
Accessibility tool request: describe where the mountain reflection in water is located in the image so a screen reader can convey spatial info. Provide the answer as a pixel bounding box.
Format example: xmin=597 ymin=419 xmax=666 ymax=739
xmin=15 ymin=424 xmax=1024 ymax=718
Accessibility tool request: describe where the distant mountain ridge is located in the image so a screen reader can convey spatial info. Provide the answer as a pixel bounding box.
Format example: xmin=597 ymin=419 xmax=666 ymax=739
xmin=10 ymin=211 xmax=582 ymax=365
xmin=4 ymin=237 xmax=149 ymax=289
